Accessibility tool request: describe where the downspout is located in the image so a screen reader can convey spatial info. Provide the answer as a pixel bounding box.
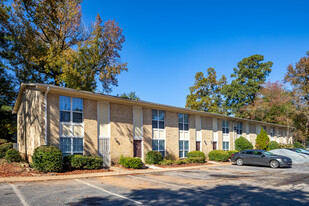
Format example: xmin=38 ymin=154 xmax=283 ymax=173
xmin=45 ymin=87 xmax=50 ymax=145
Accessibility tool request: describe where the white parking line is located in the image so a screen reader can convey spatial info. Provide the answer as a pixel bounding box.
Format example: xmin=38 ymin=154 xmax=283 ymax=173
xmin=75 ymin=179 xmax=142 ymax=205
xmin=130 ymin=175 xmax=191 ymax=189
xmin=10 ymin=184 xmax=30 ymax=206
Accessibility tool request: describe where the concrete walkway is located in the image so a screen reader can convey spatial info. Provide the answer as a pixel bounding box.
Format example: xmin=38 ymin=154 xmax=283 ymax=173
xmin=0 ymin=162 xmax=231 ymax=183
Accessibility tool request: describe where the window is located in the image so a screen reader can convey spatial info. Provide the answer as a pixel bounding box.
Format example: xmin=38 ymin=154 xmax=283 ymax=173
xmin=152 ymin=110 xmax=165 ymax=156
xmin=222 ymin=120 xmax=229 ymax=134
xmin=262 ymin=126 xmax=266 ymax=131
xmin=178 ymin=113 xmax=189 ymax=131
xmin=244 ymin=151 xmax=254 ymax=155
xmin=179 ymin=140 xmax=189 ymax=158
xmin=223 ymin=142 xmax=229 ymax=151
xmin=59 ymin=96 xmax=83 ymax=156
xmin=270 ymin=127 xmax=274 ymax=138
xmin=236 ymin=122 xmax=243 ymax=137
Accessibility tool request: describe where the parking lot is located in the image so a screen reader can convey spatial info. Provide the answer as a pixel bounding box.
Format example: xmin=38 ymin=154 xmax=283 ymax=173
xmin=1 ymin=163 xmax=309 ymax=206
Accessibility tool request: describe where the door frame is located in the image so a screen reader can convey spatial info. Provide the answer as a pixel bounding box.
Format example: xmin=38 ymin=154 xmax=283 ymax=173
xmin=97 ymin=101 xmax=111 ymax=167
xmin=133 ymin=106 xmax=143 ymax=161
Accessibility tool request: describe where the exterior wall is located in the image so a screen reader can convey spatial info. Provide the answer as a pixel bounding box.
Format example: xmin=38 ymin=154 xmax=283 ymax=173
xmin=202 ymin=117 xmax=213 ymax=157
xmin=217 ymin=119 xmax=223 ymax=150
xmin=47 ymin=93 xmax=59 ymax=148
xmin=110 ymin=103 xmax=133 ymax=164
xmin=165 ymin=111 xmax=179 ymax=159
xmin=189 ymin=114 xmax=196 ymax=152
xmin=17 ymin=88 xmax=45 ymax=161
xmin=229 ymin=121 xmax=234 ymax=150
xmin=84 ymin=99 xmax=98 ymax=155
xmin=143 ymin=107 xmax=152 ymax=161
xmin=249 ymin=123 xmax=257 ymax=147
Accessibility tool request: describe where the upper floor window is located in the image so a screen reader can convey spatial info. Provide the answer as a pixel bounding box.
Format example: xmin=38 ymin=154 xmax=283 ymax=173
xmin=270 ymin=127 xmax=274 ymax=138
xmin=152 ymin=110 xmax=165 ymax=129
xmin=60 ymin=96 xmax=83 ymax=123
xmin=262 ymin=126 xmax=266 ymax=131
xmin=178 ymin=113 xmax=189 ymax=131
xmin=236 ymin=122 xmax=243 ymax=136
xmin=222 ymin=120 xmax=229 ymax=134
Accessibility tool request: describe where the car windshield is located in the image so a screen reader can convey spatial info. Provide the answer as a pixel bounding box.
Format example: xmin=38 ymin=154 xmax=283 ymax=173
xmin=297 ymin=148 xmax=309 ymax=153
xmin=264 ymin=151 xmax=274 ymax=156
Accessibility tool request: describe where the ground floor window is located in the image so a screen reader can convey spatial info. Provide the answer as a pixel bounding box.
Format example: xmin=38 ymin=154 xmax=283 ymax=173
xmin=60 ymin=137 xmax=83 ymax=156
xmin=152 ymin=139 xmax=165 ymax=157
xmin=223 ymin=141 xmax=229 ymax=151
xmin=179 ymin=140 xmax=189 ymax=158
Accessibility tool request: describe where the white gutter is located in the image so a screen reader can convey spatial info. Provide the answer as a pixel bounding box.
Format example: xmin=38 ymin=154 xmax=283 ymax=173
xmin=44 ymin=87 xmax=50 ymax=145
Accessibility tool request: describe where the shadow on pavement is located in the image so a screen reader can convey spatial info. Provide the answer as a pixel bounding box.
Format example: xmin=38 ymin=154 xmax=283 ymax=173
xmin=69 ymin=183 xmax=309 ymax=206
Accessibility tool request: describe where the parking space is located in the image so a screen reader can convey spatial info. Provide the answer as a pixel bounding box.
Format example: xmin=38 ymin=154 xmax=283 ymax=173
xmin=1 ymin=164 xmax=309 ymax=206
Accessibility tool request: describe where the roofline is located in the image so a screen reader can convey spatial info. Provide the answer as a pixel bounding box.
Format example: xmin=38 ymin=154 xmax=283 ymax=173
xmin=12 ymin=83 xmax=292 ymax=128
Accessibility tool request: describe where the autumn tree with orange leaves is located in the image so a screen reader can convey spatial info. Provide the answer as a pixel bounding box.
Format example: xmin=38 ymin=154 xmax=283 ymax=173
xmin=0 ymin=0 xmax=127 ymax=92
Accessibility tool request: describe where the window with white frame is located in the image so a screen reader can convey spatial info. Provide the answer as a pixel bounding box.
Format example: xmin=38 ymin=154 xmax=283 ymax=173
xmin=152 ymin=110 xmax=165 ymax=156
xmin=236 ymin=122 xmax=243 ymax=137
xmin=59 ymin=96 xmax=84 ymax=156
xmin=270 ymin=127 xmax=274 ymax=139
xmin=179 ymin=113 xmax=189 ymax=158
xmin=222 ymin=120 xmax=229 ymax=151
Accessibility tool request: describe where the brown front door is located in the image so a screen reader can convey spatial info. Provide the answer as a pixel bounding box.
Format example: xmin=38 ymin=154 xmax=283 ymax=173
xmin=133 ymin=140 xmax=142 ymax=158
xmin=196 ymin=141 xmax=201 ymax=151
xmin=213 ymin=141 xmax=217 ymax=150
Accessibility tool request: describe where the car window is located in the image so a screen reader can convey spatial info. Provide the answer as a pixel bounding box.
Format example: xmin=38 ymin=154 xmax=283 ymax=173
xmin=254 ymin=151 xmax=263 ymax=155
xmin=264 ymin=151 xmax=274 ymax=156
xmin=244 ymin=151 xmax=254 ymax=155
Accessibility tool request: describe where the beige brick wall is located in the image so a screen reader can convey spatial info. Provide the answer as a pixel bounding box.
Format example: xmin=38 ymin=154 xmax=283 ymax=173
xmin=189 ymin=114 xmax=196 ymax=152
xmin=165 ymin=111 xmax=179 ymax=159
xmin=47 ymin=93 xmax=59 ymax=148
xmin=84 ymin=99 xmax=98 ymax=155
xmin=202 ymin=117 xmax=213 ymax=157
xmin=143 ymin=107 xmax=152 ymax=161
xmin=110 ymin=103 xmax=133 ymax=164
xmin=229 ymin=121 xmax=234 ymax=150
xmin=217 ymin=119 xmax=223 ymax=150
xmin=249 ymin=123 xmax=257 ymax=147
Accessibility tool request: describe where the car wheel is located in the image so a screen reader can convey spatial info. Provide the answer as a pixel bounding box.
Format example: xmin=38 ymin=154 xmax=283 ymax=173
xmin=236 ymin=158 xmax=244 ymax=166
xmin=270 ymin=160 xmax=280 ymax=168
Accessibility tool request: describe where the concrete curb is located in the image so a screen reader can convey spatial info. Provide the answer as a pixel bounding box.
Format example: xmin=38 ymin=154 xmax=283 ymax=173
xmin=0 ymin=162 xmax=232 ymax=183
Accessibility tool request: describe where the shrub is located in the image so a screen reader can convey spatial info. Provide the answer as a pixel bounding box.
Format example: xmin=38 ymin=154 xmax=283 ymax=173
xmin=235 ymin=136 xmax=253 ymax=151
xmin=164 ymin=154 xmax=176 ymax=160
xmin=278 ymin=143 xmax=294 ymax=149
xmin=255 ymin=128 xmax=269 ymax=150
xmin=186 ymin=157 xmax=205 ymax=163
xmin=145 ymin=151 xmax=163 ymax=164
xmin=0 ymin=139 xmax=8 ymax=145
xmin=268 ymin=141 xmax=279 ymax=151
xmin=175 ymin=159 xmax=187 ymax=165
xmin=159 ymin=159 xmax=174 ymax=166
xmin=293 ymin=141 xmax=306 ymax=149
xmin=119 ymin=155 xmax=143 ymax=169
xmin=0 ymin=142 xmax=13 ymax=158
xmin=227 ymin=150 xmax=239 ymax=157
xmin=32 ymin=145 xmax=63 ymax=172
xmin=186 ymin=151 xmax=206 ymax=158
xmin=67 ymin=155 xmax=103 ymax=170
xmin=208 ymin=150 xmax=230 ymax=162
xmin=5 ymin=149 xmax=22 ymax=162
xmin=63 ymin=154 xmax=74 ymax=170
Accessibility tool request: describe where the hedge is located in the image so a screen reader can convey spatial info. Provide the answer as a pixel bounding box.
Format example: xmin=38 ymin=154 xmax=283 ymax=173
xmin=119 ymin=155 xmax=143 ymax=169
xmin=159 ymin=159 xmax=174 ymax=166
xmin=278 ymin=143 xmax=294 ymax=149
xmin=5 ymin=149 xmax=22 ymax=162
xmin=268 ymin=141 xmax=279 ymax=151
xmin=68 ymin=155 xmax=103 ymax=170
xmin=32 ymin=146 xmax=63 ymax=172
xmin=0 ymin=139 xmax=8 ymax=145
xmin=208 ymin=150 xmax=230 ymax=162
xmin=186 ymin=151 xmax=205 ymax=158
xmin=227 ymin=150 xmax=239 ymax=157
xmin=293 ymin=141 xmax=306 ymax=149
xmin=235 ymin=136 xmax=253 ymax=151
xmin=0 ymin=142 xmax=13 ymax=158
xmin=145 ymin=151 xmax=163 ymax=164
xmin=186 ymin=157 xmax=205 ymax=163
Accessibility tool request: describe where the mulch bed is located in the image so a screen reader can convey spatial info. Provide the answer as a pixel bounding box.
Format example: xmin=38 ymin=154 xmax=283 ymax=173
xmin=0 ymin=160 xmax=111 ymax=178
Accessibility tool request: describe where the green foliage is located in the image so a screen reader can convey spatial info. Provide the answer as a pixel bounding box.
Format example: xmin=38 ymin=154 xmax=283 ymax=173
xmin=159 ymin=159 xmax=174 ymax=166
xmin=227 ymin=150 xmax=239 ymax=157
xmin=32 ymin=146 xmax=63 ymax=172
xmin=278 ymin=143 xmax=294 ymax=149
xmin=175 ymin=159 xmax=187 ymax=165
xmin=119 ymin=155 xmax=143 ymax=169
xmin=222 ymin=54 xmax=273 ymax=117
xmin=145 ymin=151 xmax=163 ymax=164
xmin=186 ymin=157 xmax=205 ymax=163
xmin=268 ymin=141 xmax=280 ymax=151
xmin=208 ymin=150 xmax=230 ymax=162
xmin=0 ymin=139 xmax=8 ymax=145
xmin=255 ymin=128 xmax=270 ymax=150
xmin=5 ymin=148 xmax=22 ymax=162
xmin=69 ymin=155 xmax=103 ymax=170
xmin=186 ymin=68 xmax=227 ymax=114
xmin=235 ymin=136 xmax=253 ymax=151
xmin=164 ymin=154 xmax=176 ymax=161
xmin=186 ymin=151 xmax=206 ymax=158
xmin=118 ymin=92 xmax=140 ymax=100
xmin=0 ymin=142 xmax=13 ymax=158
xmin=293 ymin=141 xmax=306 ymax=149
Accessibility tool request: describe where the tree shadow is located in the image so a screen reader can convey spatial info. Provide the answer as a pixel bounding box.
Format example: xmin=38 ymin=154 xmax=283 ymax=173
xmin=68 ymin=183 xmax=309 ymax=206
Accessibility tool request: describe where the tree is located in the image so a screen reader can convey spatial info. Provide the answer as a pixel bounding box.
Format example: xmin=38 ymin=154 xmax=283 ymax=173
xmin=244 ymin=81 xmax=295 ymax=127
xmin=1 ymin=0 xmax=127 ymax=92
xmin=284 ymin=54 xmax=309 ymax=143
xmin=222 ymin=54 xmax=273 ymax=117
xmin=255 ymin=127 xmax=270 ymax=150
xmin=118 ymin=92 xmax=140 ymax=100
xmin=186 ymin=68 xmax=227 ymax=114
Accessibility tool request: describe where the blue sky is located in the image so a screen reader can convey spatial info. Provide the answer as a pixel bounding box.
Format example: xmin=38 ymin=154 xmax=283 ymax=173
xmin=81 ymin=0 xmax=309 ymax=107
